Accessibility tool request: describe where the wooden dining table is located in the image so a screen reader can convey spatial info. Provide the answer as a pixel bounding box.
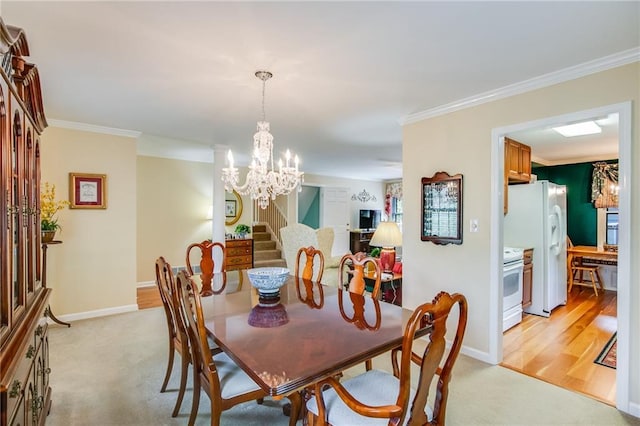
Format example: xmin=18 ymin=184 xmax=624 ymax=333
xmin=566 ymin=245 xmax=618 ymax=288
xmin=198 ymin=271 xmax=428 ymax=402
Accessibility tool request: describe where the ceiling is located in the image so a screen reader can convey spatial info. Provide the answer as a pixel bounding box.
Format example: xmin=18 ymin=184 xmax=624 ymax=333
xmin=3 ymin=2 xmax=638 ymax=181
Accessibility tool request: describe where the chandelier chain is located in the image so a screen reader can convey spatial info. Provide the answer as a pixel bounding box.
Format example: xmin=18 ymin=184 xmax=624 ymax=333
xmin=261 ymin=77 xmax=266 ymax=122
xmin=221 ymin=70 xmax=303 ymax=209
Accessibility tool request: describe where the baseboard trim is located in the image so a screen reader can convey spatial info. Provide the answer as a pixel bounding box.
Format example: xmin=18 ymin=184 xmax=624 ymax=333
xmin=48 ymin=304 xmax=139 ymax=324
xmin=137 ymin=281 xmax=156 ymax=288
xmin=416 ymin=335 xmax=492 ymax=364
xmin=459 ymin=345 xmax=492 ymax=364
xmin=627 ymin=401 xmax=640 ymax=418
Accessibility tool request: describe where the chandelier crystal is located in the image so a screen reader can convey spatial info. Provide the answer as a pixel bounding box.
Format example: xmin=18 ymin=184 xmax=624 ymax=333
xmin=222 ymin=70 xmax=304 ymax=209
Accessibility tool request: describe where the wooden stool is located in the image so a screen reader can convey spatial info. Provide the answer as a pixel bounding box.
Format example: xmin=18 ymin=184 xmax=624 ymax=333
xmin=569 ymin=264 xmax=604 ymax=296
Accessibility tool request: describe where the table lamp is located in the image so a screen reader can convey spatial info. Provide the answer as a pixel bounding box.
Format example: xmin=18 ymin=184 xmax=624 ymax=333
xmin=369 ymin=221 xmax=402 ymax=273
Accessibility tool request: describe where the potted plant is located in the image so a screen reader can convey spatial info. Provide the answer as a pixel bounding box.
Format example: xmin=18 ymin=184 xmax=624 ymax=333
xmin=234 ymin=224 xmax=251 ymax=239
xmin=40 ymin=182 xmax=69 ymax=243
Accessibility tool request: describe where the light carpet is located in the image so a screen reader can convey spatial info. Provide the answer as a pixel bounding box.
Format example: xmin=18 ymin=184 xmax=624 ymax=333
xmin=46 ymin=308 xmax=639 ymax=425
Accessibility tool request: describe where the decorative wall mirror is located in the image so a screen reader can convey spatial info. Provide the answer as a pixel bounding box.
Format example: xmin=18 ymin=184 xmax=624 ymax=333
xmin=225 ymin=190 xmax=243 ymax=226
xmin=421 ymin=171 xmax=463 ymax=245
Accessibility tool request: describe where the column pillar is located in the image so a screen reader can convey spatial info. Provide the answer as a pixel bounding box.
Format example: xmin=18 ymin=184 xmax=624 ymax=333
xmin=212 ymin=144 xmax=227 ymax=272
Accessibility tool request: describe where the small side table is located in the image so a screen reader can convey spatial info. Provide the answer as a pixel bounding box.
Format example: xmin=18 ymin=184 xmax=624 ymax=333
xmin=363 ymin=272 xmax=402 ymax=306
xmin=42 ymin=240 xmax=71 ymax=327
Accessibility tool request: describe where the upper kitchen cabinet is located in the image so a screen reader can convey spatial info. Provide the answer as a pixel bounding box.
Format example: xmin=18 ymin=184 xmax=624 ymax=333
xmin=504 ymin=137 xmax=532 ymax=214
xmin=506 ymin=137 xmax=532 ymax=183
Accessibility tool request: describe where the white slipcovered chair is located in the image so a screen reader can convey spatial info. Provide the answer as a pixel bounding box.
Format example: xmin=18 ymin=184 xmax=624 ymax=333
xmin=281 ymin=223 xmax=344 ymax=287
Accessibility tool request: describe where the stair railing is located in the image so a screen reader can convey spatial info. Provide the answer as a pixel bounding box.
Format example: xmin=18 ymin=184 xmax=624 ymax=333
xmin=253 ymin=199 xmax=288 ymax=248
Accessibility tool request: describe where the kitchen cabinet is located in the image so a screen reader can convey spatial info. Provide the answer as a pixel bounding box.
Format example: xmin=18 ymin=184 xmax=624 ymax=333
xmin=506 ymin=137 xmax=531 ymax=183
xmin=504 ymin=137 xmax=532 ymax=214
xmin=523 ymin=248 xmax=533 ymax=308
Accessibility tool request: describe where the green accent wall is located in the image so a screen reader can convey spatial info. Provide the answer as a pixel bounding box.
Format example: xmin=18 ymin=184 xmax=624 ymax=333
xmin=533 ymin=159 xmax=616 ymax=246
xmin=301 ymin=187 xmax=320 ymax=229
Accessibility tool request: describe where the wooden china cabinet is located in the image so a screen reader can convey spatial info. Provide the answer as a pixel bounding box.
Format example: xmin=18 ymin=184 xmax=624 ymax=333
xmin=0 ymin=19 xmax=51 ymax=426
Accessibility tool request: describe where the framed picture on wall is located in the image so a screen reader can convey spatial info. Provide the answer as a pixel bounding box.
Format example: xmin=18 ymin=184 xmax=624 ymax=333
xmin=225 ymin=200 xmax=237 ymax=218
xmin=69 ymin=172 xmax=107 ymax=209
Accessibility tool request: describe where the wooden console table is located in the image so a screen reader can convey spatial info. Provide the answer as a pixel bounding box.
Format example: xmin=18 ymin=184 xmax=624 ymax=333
xmin=42 ymin=240 xmax=71 ymax=327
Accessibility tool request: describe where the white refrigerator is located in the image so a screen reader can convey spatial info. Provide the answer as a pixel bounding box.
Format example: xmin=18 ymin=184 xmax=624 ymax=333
xmin=504 ymin=181 xmax=567 ymax=317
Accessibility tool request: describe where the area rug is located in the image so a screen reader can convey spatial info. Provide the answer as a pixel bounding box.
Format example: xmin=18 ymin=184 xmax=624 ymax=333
xmin=594 ymin=332 xmax=617 ymax=369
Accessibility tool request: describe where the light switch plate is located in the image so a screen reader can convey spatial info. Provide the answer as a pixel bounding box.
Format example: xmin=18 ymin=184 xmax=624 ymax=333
xmin=470 ymin=219 xmax=479 ymax=233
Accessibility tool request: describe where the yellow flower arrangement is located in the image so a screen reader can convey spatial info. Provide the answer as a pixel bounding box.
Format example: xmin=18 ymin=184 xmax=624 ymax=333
xmin=40 ymin=182 xmax=69 ymax=231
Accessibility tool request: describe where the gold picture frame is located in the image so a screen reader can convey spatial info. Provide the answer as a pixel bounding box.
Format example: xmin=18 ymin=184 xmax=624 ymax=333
xmin=69 ymin=172 xmax=107 ymax=209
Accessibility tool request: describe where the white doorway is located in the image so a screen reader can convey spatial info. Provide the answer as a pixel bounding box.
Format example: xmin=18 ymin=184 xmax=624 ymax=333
xmin=321 ymin=187 xmax=350 ymax=256
xmin=490 ymin=102 xmax=632 ymax=411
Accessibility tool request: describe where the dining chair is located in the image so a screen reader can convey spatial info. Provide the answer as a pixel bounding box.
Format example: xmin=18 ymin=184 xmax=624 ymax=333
xmin=306 ymin=291 xmax=468 ymax=426
xmin=338 ymin=252 xmax=382 ymax=370
xmin=186 ymin=240 xmax=226 ymax=296
xmin=155 ymin=256 xmax=191 ymax=417
xmin=338 ymin=252 xmax=382 ymax=299
xmin=295 ymin=245 xmax=325 ymax=281
xmin=175 ymin=270 xmax=302 ymax=426
xmin=566 ymin=237 xmax=603 ymax=296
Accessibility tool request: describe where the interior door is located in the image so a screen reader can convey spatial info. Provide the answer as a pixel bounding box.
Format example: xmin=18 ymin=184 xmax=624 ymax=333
xmin=321 ymin=187 xmax=350 ymax=256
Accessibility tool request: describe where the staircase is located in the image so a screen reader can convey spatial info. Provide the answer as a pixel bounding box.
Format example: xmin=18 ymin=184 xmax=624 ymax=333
xmin=252 ymin=224 xmax=286 ymax=268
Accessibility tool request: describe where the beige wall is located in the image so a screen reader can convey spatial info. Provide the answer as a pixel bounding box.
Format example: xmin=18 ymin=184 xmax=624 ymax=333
xmin=136 ymin=157 xmax=257 ymax=283
xmin=135 ymin=159 xmax=385 ymax=283
xmin=40 ymin=127 xmax=137 ymax=316
xmin=402 ymin=63 xmax=639 ymax=404
xmin=136 ymin=156 xmax=215 ymax=283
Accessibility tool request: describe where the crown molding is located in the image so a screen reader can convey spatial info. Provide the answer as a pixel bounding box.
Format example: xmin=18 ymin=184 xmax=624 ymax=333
xmin=48 ymin=119 xmax=142 ymax=138
xmin=402 ymin=47 xmax=640 ymax=126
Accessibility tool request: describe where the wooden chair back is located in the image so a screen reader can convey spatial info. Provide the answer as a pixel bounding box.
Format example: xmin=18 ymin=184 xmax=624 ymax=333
xmin=402 ymin=292 xmax=468 ymax=425
xmin=155 ymin=257 xmax=178 ymax=343
xmin=295 ymin=245 xmax=325 ymax=281
xmin=176 ymin=270 xmax=224 ymax=407
xmin=155 ymin=257 xmax=191 ymax=416
xmin=155 ymin=256 xmax=188 ymax=354
xmin=338 ymin=252 xmax=381 ymax=299
xmin=186 ymin=240 xmax=226 ymax=296
xmin=310 ymin=291 xmax=468 ymax=426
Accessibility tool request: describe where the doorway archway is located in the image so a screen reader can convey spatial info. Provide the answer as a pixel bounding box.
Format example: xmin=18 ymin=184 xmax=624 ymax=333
xmin=489 ymin=102 xmax=632 ymax=411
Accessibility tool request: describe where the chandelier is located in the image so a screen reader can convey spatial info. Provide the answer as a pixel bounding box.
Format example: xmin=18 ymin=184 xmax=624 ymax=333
xmin=222 ymin=71 xmax=304 ymax=209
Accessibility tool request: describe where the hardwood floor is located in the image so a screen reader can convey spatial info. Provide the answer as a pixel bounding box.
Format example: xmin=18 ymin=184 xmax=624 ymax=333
xmin=502 ymin=287 xmax=617 ymax=405
xmin=137 ymin=285 xmax=162 ymax=310
xmin=139 ymin=284 xmax=617 ymax=404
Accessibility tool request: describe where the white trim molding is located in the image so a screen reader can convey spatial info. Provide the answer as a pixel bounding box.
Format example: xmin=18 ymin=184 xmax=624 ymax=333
xmin=48 ymin=119 xmax=142 ymax=138
xmin=137 ymin=281 xmax=156 ymax=288
xmin=490 ymin=102 xmax=633 ymax=415
xmin=48 ymin=304 xmax=139 ymax=324
xmin=402 ymin=48 xmax=640 ymax=125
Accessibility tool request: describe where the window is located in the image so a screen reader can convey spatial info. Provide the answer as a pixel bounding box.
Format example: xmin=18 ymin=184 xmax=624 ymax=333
xmin=391 ymin=197 xmax=403 ymax=229
xmin=597 ymin=207 xmax=618 ymax=248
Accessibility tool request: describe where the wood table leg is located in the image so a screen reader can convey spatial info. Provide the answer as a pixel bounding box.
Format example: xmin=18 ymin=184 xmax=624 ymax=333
xmin=283 ymin=390 xmax=304 ymax=425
